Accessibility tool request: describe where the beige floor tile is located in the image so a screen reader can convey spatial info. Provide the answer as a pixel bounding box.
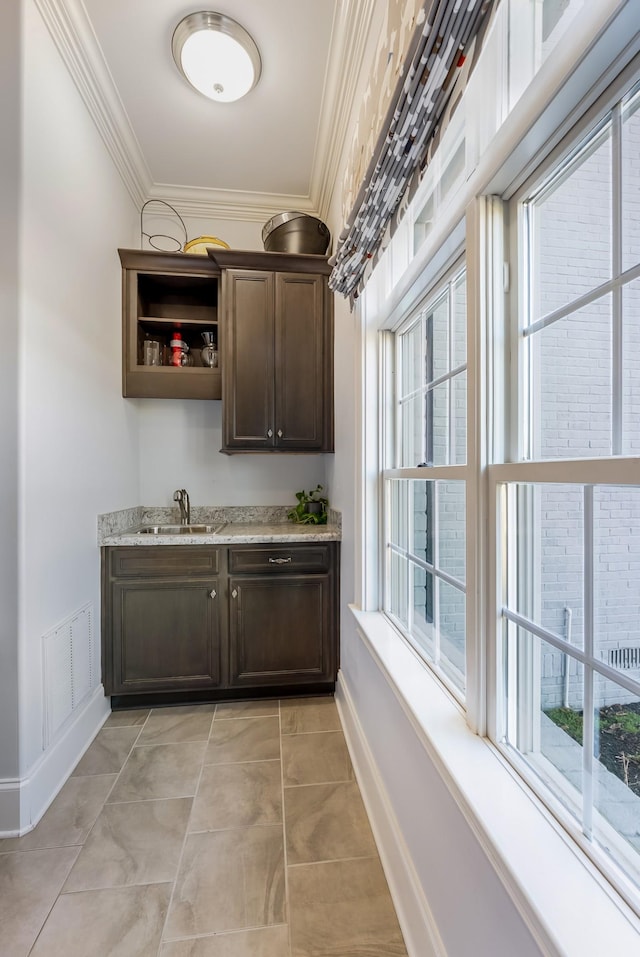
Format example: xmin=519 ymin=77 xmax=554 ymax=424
xmin=159 ymin=925 xmax=289 ymax=956
xmin=0 ymin=846 xmax=79 ymax=957
xmin=280 ymin=696 xmax=340 ymax=734
xmin=281 ymin=731 xmax=353 ymax=787
xmin=215 ymin=700 xmax=279 ymax=718
xmin=104 ymin=709 xmax=150 ymax=728
xmin=107 ymin=741 xmax=206 ymax=803
xmin=30 ymin=882 xmax=172 ymax=957
xmin=190 ymin=762 xmax=282 ymax=832
xmin=137 ymin=705 xmax=215 ymax=745
xmin=205 ymin=716 xmax=280 ymax=765
xmin=288 ymin=857 xmax=407 ymax=957
xmin=165 ymin=826 xmax=285 ymax=939
xmin=284 ymin=781 xmax=377 ymax=865
xmin=72 ymin=727 xmax=141 ymax=776
xmin=0 ymin=774 xmax=116 ymax=852
xmin=64 ymin=797 xmax=192 ymax=891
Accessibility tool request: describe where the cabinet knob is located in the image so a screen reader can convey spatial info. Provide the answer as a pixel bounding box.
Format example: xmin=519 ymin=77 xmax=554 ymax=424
xmin=277 ymin=429 xmax=283 ymax=439
xmin=269 ymin=557 xmax=292 ymax=564
xmin=267 ymin=429 xmax=273 ymax=438
xmin=231 ymin=588 xmax=238 ymax=599
xmin=209 ymin=589 xmax=216 ymax=599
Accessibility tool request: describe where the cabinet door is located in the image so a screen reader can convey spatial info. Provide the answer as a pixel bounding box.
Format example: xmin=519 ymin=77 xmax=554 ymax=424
xmin=274 ymin=273 xmax=327 ymax=450
xmin=110 ymin=578 xmax=221 ymax=694
xmin=229 ymin=574 xmax=333 ymax=687
xmin=223 ymin=270 xmax=275 ymax=449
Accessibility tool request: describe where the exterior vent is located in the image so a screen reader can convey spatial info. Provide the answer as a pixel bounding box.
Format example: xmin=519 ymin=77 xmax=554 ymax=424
xmin=43 ymin=603 xmax=94 ymax=747
xmin=606 ymin=646 xmax=640 ymax=671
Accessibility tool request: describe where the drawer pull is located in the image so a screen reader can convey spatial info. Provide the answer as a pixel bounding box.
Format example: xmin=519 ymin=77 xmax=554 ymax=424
xmin=209 ymin=589 xmax=216 ymax=599
xmin=231 ymin=588 xmax=238 ymax=599
xmin=269 ymin=557 xmax=292 ymax=564
xmin=267 ymin=429 xmax=273 ymax=438
xmin=277 ymin=429 xmax=283 ymax=439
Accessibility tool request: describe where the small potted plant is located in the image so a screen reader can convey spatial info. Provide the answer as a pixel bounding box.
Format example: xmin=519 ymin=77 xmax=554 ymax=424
xmin=288 ymin=484 xmax=329 ymax=525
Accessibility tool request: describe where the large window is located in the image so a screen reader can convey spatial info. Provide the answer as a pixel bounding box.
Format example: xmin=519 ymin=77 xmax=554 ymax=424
xmin=379 ymin=68 xmax=640 ymax=908
xmin=493 ymin=77 xmax=640 ymax=899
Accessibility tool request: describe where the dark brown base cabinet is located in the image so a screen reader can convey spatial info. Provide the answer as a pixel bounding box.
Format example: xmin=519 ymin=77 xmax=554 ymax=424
xmin=101 ymin=543 xmax=339 ymax=703
xmin=229 ymin=544 xmax=337 ymax=687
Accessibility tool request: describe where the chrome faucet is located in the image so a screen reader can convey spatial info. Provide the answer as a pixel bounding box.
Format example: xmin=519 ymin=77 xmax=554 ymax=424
xmin=173 ymin=489 xmax=190 ymax=525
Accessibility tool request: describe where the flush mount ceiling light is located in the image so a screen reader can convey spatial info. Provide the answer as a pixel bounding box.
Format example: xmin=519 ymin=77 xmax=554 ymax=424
xmin=172 ymin=11 xmax=261 ymax=103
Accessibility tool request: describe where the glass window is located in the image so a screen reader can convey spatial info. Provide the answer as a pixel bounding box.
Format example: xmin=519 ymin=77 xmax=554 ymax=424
xmin=500 ymin=482 xmax=640 ymax=889
xmin=521 ymin=84 xmax=640 ymax=461
xmin=495 ymin=74 xmax=640 ymax=904
xmin=397 ymin=270 xmax=467 ymax=468
xmin=386 ymin=479 xmax=466 ymax=695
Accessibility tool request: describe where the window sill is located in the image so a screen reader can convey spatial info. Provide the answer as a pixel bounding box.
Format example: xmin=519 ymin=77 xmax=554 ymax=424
xmin=349 ymin=606 xmax=640 ymax=956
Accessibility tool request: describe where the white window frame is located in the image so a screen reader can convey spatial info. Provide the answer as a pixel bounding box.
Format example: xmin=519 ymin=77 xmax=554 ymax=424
xmin=487 ymin=64 xmax=640 ymax=909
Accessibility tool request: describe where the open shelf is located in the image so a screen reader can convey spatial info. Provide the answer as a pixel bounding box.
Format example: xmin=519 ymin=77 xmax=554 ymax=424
xmin=120 ymin=251 xmax=221 ymax=399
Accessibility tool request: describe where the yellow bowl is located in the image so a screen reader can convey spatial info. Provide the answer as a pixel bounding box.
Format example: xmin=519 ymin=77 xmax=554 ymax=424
xmin=183 ymin=235 xmax=230 ymax=255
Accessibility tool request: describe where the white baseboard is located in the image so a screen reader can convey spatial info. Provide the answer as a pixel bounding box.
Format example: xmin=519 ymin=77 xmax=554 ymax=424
xmin=336 ymin=671 xmax=447 ymax=957
xmin=0 ymin=685 xmax=110 ymax=836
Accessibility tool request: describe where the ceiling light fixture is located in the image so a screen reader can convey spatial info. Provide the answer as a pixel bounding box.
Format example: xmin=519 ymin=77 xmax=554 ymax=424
xmin=172 ymin=11 xmax=261 ymax=103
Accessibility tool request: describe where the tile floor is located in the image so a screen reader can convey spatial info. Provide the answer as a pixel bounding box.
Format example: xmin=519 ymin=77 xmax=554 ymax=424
xmin=0 ymin=697 xmax=408 ymax=956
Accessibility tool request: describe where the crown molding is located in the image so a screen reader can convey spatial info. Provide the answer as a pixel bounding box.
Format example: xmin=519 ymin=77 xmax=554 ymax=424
xmin=310 ymin=0 xmax=378 ymax=222
xmin=34 ymin=0 xmax=371 ymax=224
xmin=146 ymin=184 xmax=316 ymax=224
xmin=33 ymin=0 xmax=153 ymax=208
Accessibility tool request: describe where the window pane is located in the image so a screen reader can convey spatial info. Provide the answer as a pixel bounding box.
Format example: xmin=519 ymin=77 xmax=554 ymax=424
xmin=504 ymin=484 xmax=585 ymax=651
xmin=452 ymin=372 xmax=467 ymax=465
xmin=401 ymin=319 xmax=424 ymax=398
xmin=594 ymin=486 xmax=640 ymax=680
xmin=388 ymin=480 xmax=408 ymax=551
xmin=529 ymin=123 xmax=612 ymax=323
xmin=623 ymin=279 xmax=640 ymax=455
xmin=437 ymin=482 xmax=466 ymax=583
xmin=622 ymin=85 xmax=640 ymax=273
xmin=400 ymin=394 xmax=425 ymax=467
xmin=389 ymin=550 xmax=408 ymax=628
xmin=430 ymin=381 xmax=449 ymax=466
xmin=412 ymin=562 xmax=434 ymax=659
xmin=504 ymin=627 xmax=583 ymax=824
xmin=530 ymin=295 xmax=612 ymax=459
xmin=429 ymin=293 xmax=449 ymax=382
xmin=411 ymin=480 xmax=433 ymax=566
xmin=438 ymin=579 xmax=466 ymax=693
xmin=452 ymin=273 xmax=467 ymax=370
xmin=592 ymin=672 xmax=640 ymax=884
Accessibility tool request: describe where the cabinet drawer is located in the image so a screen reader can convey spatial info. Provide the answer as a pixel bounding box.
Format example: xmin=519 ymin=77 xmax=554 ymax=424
xmin=229 ymin=544 xmax=332 ymax=574
xmin=107 ymin=546 xmax=220 ymax=579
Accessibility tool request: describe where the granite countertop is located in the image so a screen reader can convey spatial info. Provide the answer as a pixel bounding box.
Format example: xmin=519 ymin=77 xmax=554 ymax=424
xmin=98 ymin=505 xmax=341 ymax=546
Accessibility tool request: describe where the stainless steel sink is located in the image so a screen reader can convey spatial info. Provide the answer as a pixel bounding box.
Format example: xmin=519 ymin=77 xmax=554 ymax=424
xmin=135 ymin=524 xmax=226 ymax=535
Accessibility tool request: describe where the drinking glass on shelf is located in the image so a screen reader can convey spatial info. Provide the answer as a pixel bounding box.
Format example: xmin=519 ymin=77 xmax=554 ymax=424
xmin=201 ymin=331 xmax=218 ymax=367
xmin=143 ymin=339 xmax=162 ymax=366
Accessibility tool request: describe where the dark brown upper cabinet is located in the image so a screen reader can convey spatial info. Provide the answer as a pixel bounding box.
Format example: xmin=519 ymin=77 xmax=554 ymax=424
xmin=215 ymin=252 xmax=334 ymax=453
xmin=119 ymin=249 xmax=221 ymax=400
xmin=118 ymin=248 xmax=334 ymax=452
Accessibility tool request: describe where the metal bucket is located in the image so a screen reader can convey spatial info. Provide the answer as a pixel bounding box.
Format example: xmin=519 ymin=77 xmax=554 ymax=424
xmin=262 ymin=212 xmax=330 ymax=255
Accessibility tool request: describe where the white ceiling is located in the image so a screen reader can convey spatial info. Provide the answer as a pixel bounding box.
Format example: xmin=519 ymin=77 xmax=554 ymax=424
xmin=41 ymin=0 xmax=376 ymax=221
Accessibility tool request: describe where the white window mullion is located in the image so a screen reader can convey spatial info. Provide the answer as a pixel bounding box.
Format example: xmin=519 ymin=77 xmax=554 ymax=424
xmin=612 ymin=102 xmax=623 ymax=455
xmin=582 ymin=485 xmax=595 ymax=840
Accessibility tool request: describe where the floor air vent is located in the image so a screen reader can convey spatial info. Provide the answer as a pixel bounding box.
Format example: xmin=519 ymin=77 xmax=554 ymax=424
xmin=43 ymin=602 xmax=94 ymax=747
xmin=606 ymin=646 xmax=640 ymax=671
